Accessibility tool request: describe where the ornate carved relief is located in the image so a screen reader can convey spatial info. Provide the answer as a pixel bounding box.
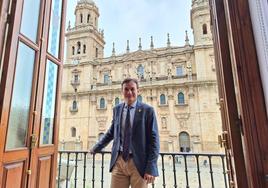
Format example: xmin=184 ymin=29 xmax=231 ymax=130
xmin=121 ymin=50 xmax=157 ymax=61
xmin=188 ymin=86 xmax=195 ymax=97
xmin=161 ymin=117 xmax=168 ymax=130
xmin=107 ymin=93 xmax=113 ymax=102
xmin=175 ymin=113 xmax=190 ymax=120
xmin=179 ymin=120 xmax=187 ymax=129
xmin=96 ymin=116 xmax=108 ymax=131
xmin=71 ymin=68 xmax=82 ymax=73
xmin=90 ymin=95 xmax=96 ymax=102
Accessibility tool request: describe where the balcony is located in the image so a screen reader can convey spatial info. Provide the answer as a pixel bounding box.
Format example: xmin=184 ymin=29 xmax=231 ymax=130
xmin=69 ymin=106 xmax=78 ymax=112
xmin=71 ymin=80 xmax=80 ymax=86
xmin=57 ymin=151 xmax=229 ymax=188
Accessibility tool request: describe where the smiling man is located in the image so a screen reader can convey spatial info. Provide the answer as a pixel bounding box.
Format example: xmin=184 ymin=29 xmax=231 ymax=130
xmin=91 ymin=78 xmax=160 ymax=188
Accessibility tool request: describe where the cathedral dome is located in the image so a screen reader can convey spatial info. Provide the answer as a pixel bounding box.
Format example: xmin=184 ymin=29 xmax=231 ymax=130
xmin=78 ymin=0 xmax=95 ymax=5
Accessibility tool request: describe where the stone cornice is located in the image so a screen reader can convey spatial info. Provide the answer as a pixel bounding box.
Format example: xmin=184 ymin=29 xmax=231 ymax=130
xmin=97 ymin=47 xmax=194 ymax=65
xmin=75 ymin=3 xmax=99 ymax=17
xmin=63 ymin=60 xmax=98 ymax=67
xmin=66 ymin=27 xmax=105 ymax=44
xmin=193 ymin=44 xmax=213 ymax=50
xmin=61 ymin=80 xmax=218 ymax=97
xmin=191 ymin=3 xmax=209 ymax=16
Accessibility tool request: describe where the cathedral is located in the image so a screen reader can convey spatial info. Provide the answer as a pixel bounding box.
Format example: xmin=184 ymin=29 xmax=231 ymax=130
xmin=60 ymin=0 xmax=223 ymax=153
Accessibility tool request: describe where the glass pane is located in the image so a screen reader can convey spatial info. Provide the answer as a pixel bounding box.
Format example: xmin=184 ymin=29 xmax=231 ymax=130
xmin=179 ymin=132 xmax=190 ymax=147
xmin=115 ymin=98 xmax=120 ymax=105
xmin=6 ymin=42 xmax=36 ymax=149
xmin=40 ymin=60 xmax=58 ymax=145
xmin=48 ymin=0 xmax=63 ymax=58
xmin=178 ymin=93 xmax=185 ymax=104
xmin=20 ymin=0 xmax=41 ymax=42
xmin=100 ymin=98 xmax=105 ymax=109
xmin=160 ymin=95 xmax=166 ymax=104
xmin=176 ymin=66 xmax=183 ymax=76
xmin=138 ymin=95 xmax=142 ymax=102
xmin=104 ymin=74 xmax=109 ymax=83
xmin=137 ymin=65 xmax=144 ymax=76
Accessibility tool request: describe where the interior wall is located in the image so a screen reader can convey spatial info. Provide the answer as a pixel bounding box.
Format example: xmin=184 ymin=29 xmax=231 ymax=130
xmin=248 ymin=0 xmax=268 ymax=116
xmin=0 ymin=0 xmax=11 ymax=84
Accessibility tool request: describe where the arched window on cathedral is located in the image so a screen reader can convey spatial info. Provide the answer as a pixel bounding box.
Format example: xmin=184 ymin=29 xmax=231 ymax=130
xmin=80 ymin=14 xmax=83 ymax=23
xmin=87 ymin=14 xmax=90 ymax=23
xmin=72 ymin=100 xmax=77 ymax=110
xmin=137 ymin=65 xmax=144 ymax=78
xmin=176 ymin=66 xmax=183 ymax=76
xmin=104 ymin=73 xmax=109 ymax=84
xmin=178 ymin=92 xmax=185 ymax=104
xmin=137 ymin=95 xmax=142 ymax=102
xmin=71 ymin=127 xmax=76 ymax=137
xmin=179 ymin=132 xmax=190 ymax=152
xmin=115 ymin=97 xmax=120 ymax=105
xmin=100 ymin=98 xmax=105 ymax=109
xmin=160 ymin=94 xmax=166 ymax=105
xmin=74 ymin=74 xmax=79 ymax=82
xmin=95 ymin=17 xmax=97 ymax=26
xmin=95 ymin=47 xmax=98 ymax=58
xmin=77 ymin=42 xmax=81 ymax=54
xmin=83 ymin=45 xmax=86 ymax=53
xmin=72 ymin=46 xmax=75 ymax=55
xmin=203 ymin=24 xmax=208 ymax=35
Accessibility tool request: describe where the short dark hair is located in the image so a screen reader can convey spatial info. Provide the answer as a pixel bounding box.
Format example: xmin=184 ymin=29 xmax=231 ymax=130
xmin=121 ymin=78 xmax=139 ymax=88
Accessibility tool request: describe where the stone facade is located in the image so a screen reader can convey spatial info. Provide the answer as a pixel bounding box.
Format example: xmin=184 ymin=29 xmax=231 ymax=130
xmin=60 ymin=0 xmax=223 ymax=153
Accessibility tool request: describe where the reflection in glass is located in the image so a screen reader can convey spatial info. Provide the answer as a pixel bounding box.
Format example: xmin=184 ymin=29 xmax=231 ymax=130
xmin=137 ymin=65 xmax=144 ymax=78
xmin=48 ymin=0 xmax=63 ymax=58
xmin=137 ymin=95 xmax=142 ymax=102
xmin=178 ymin=92 xmax=185 ymax=104
xmin=179 ymin=132 xmax=190 ymax=152
xmin=6 ymin=42 xmax=35 ymax=149
xmin=104 ymin=73 xmax=109 ymax=84
xmin=100 ymin=98 xmax=105 ymax=109
xmin=40 ymin=60 xmax=58 ymax=145
xmin=160 ymin=94 xmax=166 ymax=105
xmin=176 ymin=66 xmax=183 ymax=76
xmin=20 ymin=0 xmax=41 ymax=42
xmin=115 ymin=97 xmax=120 ymax=105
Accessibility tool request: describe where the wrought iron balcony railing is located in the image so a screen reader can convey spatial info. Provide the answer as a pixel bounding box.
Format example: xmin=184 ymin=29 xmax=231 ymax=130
xmin=57 ymin=150 xmax=229 ymax=188
xmin=71 ymin=80 xmax=80 ymax=86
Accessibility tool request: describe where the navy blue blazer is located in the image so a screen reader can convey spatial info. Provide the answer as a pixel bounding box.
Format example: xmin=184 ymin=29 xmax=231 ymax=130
xmin=92 ymin=101 xmax=160 ymax=177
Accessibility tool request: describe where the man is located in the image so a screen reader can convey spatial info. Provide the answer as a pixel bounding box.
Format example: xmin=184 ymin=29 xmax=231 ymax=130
xmin=90 ymin=78 xmax=160 ymax=188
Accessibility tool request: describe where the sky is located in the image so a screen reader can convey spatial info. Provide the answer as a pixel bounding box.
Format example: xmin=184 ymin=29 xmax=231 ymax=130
xmin=66 ymin=0 xmax=193 ymax=57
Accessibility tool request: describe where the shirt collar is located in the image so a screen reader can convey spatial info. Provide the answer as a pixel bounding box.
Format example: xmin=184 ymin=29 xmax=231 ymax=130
xmin=124 ymin=100 xmax=137 ymax=109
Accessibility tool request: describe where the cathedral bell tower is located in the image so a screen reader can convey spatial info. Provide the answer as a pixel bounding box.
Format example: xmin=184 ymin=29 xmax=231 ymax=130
xmin=191 ymin=0 xmax=215 ymax=80
xmin=191 ymin=0 xmax=212 ymax=46
xmin=65 ymin=0 xmax=105 ymax=64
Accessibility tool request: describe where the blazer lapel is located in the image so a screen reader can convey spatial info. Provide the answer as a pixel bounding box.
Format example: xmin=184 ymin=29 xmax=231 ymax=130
xmin=117 ymin=103 xmax=124 ymax=133
xmin=132 ymin=101 xmax=142 ymax=132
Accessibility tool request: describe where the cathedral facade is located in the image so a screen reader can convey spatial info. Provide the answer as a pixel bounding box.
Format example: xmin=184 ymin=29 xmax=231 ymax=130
xmin=60 ymin=0 xmax=223 ymax=153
